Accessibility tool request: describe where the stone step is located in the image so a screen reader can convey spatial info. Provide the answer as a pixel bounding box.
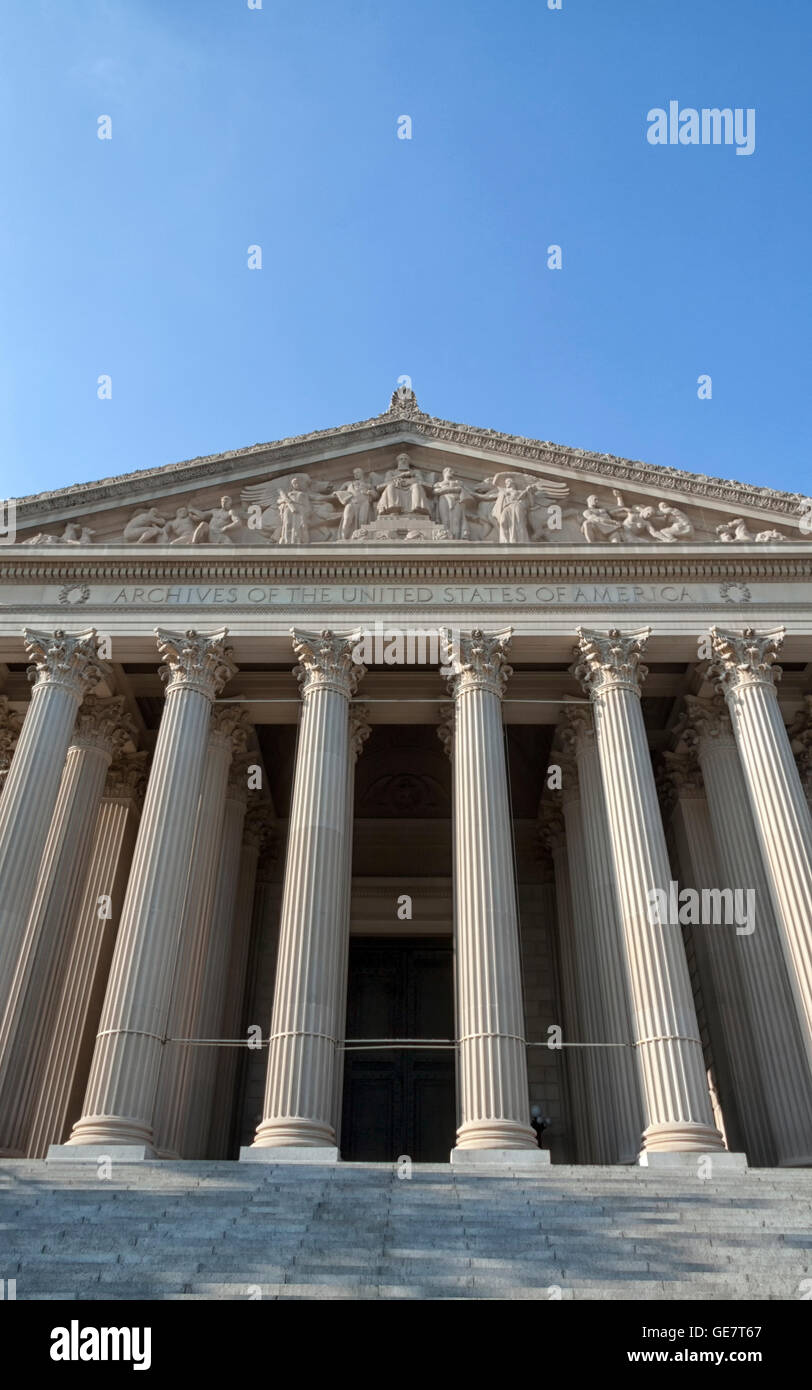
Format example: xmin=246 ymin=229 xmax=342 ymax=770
xmin=4 ymin=1158 xmax=812 ymax=1301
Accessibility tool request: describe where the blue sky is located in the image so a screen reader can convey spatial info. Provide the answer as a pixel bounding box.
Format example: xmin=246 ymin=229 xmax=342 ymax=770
xmin=2 ymin=0 xmax=810 ymax=498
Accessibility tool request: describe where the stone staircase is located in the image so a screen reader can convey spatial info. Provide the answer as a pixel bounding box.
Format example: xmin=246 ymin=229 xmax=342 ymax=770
xmin=2 ymin=1160 xmax=811 ymax=1300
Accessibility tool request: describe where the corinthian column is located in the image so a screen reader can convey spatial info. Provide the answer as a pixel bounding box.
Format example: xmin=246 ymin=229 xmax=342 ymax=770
xmin=537 ymin=802 xmax=593 ymax=1163
xmin=562 ymin=708 xmax=644 ymax=1163
xmin=678 ymin=694 xmax=812 ymax=1164
xmin=554 ymin=756 xmax=616 ymax=1164
xmin=0 ymin=631 xmax=109 ymax=1069
xmin=27 ymin=752 xmax=148 ymax=1157
xmin=0 ymin=696 xmax=24 ymax=796
xmin=153 ymin=706 xmax=251 ymax=1158
xmin=180 ymin=762 xmax=253 ymax=1160
xmin=63 ymin=629 xmax=237 ymax=1153
xmin=0 ymin=695 xmax=136 ymax=1154
xmin=333 ymin=704 xmax=370 ymax=1140
xmin=659 ymin=742 xmax=775 ymax=1166
xmin=441 ymin=629 xmax=538 ymax=1156
xmin=210 ymin=806 xmax=275 ymax=1158
xmin=708 ymin=627 xmax=812 ymax=1064
xmin=246 ymin=630 xmax=364 ymax=1155
xmin=788 ymin=694 xmax=812 ymax=812
xmin=572 ymin=629 xmax=725 ymax=1158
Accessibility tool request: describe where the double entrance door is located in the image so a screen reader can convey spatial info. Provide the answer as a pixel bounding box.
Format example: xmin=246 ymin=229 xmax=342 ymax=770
xmin=340 ymin=937 xmax=456 ymax=1162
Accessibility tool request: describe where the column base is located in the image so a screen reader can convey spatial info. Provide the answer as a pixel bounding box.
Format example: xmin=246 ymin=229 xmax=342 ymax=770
xmin=451 ymin=1147 xmax=550 ymax=1169
xmin=47 ymin=1144 xmax=156 ymax=1162
xmin=454 ymin=1119 xmax=540 ymax=1151
xmin=65 ymin=1114 xmax=156 ymax=1149
xmin=638 ymin=1150 xmax=747 ymax=1173
xmin=641 ymin=1121 xmax=726 ymax=1154
xmin=239 ymin=1145 xmax=339 ymax=1164
xmin=251 ymin=1117 xmax=336 ymax=1148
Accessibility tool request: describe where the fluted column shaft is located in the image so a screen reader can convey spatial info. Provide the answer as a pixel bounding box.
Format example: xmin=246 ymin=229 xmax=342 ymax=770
xmin=66 ymin=628 xmax=237 ymax=1150
xmin=333 ymin=706 xmax=370 ymax=1142
xmin=0 ymin=696 xmax=135 ymax=1154
xmin=0 ymin=696 xmax=24 ymax=798
xmin=680 ymin=697 xmax=812 ymax=1164
xmin=26 ymin=756 xmax=146 ymax=1157
xmin=443 ymin=629 xmax=536 ymax=1151
xmin=153 ymin=710 xmax=248 ymax=1158
xmin=251 ymin=630 xmax=363 ymax=1149
xmin=209 ymin=825 xmax=269 ymax=1157
xmin=709 ymin=627 xmax=812 ymax=1067
xmin=0 ymin=630 xmax=108 ymax=1044
xmin=565 ymin=712 xmax=645 ymax=1163
xmin=573 ymin=629 xmax=723 ymax=1154
xmin=181 ymin=785 xmax=254 ymax=1159
xmin=540 ymin=815 xmax=594 ymax=1163
xmin=664 ymin=762 xmax=773 ymax=1165
xmin=558 ymin=785 xmax=616 ymax=1163
xmin=789 ymin=694 xmax=812 ymax=813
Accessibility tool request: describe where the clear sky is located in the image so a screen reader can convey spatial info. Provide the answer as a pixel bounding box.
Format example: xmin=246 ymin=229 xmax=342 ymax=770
xmin=2 ymin=0 xmax=810 ymax=499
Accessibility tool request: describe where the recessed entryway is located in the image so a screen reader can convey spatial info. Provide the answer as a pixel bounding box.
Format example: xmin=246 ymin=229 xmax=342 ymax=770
xmin=340 ymin=936 xmax=456 ymax=1162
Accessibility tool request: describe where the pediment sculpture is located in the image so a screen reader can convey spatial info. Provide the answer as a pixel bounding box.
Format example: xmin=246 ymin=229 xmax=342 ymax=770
xmin=580 ymin=493 xmax=695 ymax=544
xmin=239 ymin=454 xmax=574 ymax=544
xmin=14 ymin=455 xmax=806 ymax=547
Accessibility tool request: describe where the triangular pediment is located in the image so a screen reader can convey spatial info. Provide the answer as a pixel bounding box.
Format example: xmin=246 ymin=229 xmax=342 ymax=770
xmin=9 ymin=389 xmax=812 ymax=548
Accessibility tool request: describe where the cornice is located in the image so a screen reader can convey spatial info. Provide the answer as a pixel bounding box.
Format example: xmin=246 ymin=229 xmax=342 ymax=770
xmin=1 ymin=543 xmax=810 ymax=587
xmin=11 ymin=398 xmax=810 ymax=522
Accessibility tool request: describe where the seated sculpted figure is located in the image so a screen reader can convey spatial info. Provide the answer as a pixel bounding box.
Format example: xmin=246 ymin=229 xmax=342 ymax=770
xmin=160 ymin=506 xmax=206 ymax=545
xmin=377 ymin=455 xmax=431 ymax=516
xmin=123 ymin=507 xmax=167 ymax=543
xmin=580 ymin=495 xmax=625 ymax=543
xmin=191 ymin=496 xmax=248 ymax=545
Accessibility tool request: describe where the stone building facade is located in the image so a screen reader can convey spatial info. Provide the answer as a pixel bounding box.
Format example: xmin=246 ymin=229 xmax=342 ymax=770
xmin=0 ymin=389 xmax=811 ymax=1168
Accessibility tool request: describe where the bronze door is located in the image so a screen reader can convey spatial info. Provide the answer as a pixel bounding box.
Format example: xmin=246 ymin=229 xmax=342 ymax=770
xmin=340 ymin=937 xmax=455 ymax=1161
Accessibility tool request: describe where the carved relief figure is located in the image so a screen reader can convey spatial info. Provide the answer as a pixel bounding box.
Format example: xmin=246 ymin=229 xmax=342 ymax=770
xmin=190 ymin=496 xmax=248 ymax=545
xmin=161 ymin=506 xmax=205 ymax=545
xmin=277 ymin=477 xmax=315 ymax=545
xmin=123 ymin=507 xmax=167 ymax=543
xmin=716 ymin=518 xmax=753 ymax=542
xmin=650 ymin=501 xmax=694 ymax=542
xmin=754 ymin=528 xmax=788 ymax=543
xmin=433 ymin=467 xmax=471 ymax=540
xmin=580 ymin=495 xmax=625 ymax=543
xmin=332 ymin=469 xmax=379 ymax=540
xmin=715 ymin=517 xmax=787 ymax=543
xmin=581 ymin=493 xmax=695 ymax=544
xmin=377 ymin=454 xmax=431 ymax=516
xmin=23 ymin=521 xmax=95 ymax=545
xmin=472 ymin=475 xmax=533 ymax=543
xmin=492 ymin=475 xmax=537 ymax=543
xmin=610 ymin=493 xmax=660 ymax=542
